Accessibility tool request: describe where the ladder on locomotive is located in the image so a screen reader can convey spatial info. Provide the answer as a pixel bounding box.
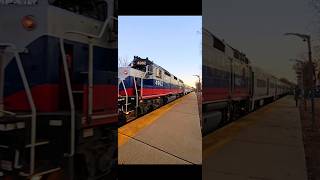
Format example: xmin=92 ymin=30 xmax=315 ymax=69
xmin=0 ymin=44 xmax=61 ymax=177
xmin=59 ymin=16 xmax=118 ymax=126
xmin=118 ymin=65 xmax=152 ymax=119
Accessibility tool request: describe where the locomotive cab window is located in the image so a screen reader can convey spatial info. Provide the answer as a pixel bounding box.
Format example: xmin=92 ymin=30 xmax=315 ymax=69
xmin=164 ymin=70 xmax=171 ymax=77
xmin=233 ymin=50 xmax=240 ymax=59
xmin=49 ymin=0 xmax=108 ymax=21
xmin=213 ymin=36 xmax=225 ymax=52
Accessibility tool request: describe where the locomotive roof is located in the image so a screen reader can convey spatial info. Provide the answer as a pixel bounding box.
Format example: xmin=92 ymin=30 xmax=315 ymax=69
xmin=204 ymin=28 xmax=293 ymax=86
xmin=131 ymin=56 xmax=171 ymax=74
xmin=204 ymin=28 xmax=250 ymax=64
xmin=131 ymin=56 xmax=154 ymax=66
xmin=130 ymin=56 xmax=185 ymax=83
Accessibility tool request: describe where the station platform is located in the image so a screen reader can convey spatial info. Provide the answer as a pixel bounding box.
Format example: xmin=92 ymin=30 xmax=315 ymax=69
xmin=203 ymin=96 xmax=308 ymax=180
xmin=118 ymin=92 xmax=202 ymax=164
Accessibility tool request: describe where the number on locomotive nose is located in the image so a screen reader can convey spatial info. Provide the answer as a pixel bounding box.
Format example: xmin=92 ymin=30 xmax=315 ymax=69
xmin=155 ymin=80 xmax=163 ymax=86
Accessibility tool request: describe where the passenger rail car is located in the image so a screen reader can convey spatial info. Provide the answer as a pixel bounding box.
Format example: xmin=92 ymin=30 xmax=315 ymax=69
xmin=184 ymin=85 xmax=193 ymax=95
xmin=202 ymin=29 xmax=291 ymax=135
xmin=118 ymin=56 xmax=186 ymax=123
xmin=0 ymin=0 xmax=117 ymax=179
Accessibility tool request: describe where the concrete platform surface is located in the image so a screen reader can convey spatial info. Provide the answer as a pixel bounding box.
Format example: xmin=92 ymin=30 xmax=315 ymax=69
xmin=118 ymin=92 xmax=202 ymax=164
xmin=203 ymin=96 xmax=307 ymax=180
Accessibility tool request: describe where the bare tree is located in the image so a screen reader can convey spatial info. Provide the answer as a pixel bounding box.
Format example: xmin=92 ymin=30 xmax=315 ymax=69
xmin=118 ymin=56 xmax=130 ymax=67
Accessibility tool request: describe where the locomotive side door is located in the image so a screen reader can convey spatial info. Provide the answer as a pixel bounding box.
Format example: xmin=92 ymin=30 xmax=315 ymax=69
xmin=59 ymin=43 xmax=75 ymax=110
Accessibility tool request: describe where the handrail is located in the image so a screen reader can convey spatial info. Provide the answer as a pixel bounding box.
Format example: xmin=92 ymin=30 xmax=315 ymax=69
xmin=121 ymin=80 xmax=128 ymax=113
xmin=0 ymin=51 xmax=4 ymax=118
xmin=59 ymin=38 xmax=75 ymax=156
xmin=133 ymin=77 xmax=139 ymax=108
xmin=0 ymin=43 xmax=36 ymax=174
xmin=60 ymin=16 xmax=117 ymax=156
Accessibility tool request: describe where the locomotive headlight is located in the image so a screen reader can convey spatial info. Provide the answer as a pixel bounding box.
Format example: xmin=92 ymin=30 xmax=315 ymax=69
xmin=21 ymin=15 xmax=36 ymax=31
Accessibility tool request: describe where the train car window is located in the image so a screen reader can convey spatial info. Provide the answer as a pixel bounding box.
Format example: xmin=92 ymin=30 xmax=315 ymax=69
xmin=257 ymin=79 xmax=266 ymax=87
xmin=49 ymin=0 xmax=108 ymax=21
xmin=233 ymin=50 xmax=240 ymax=59
xmin=213 ymin=36 xmax=225 ymax=52
xmin=164 ymin=71 xmax=171 ymax=77
xmin=245 ymin=57 xmax=249 ymax=64
xmin=270 ymin=83 xmax=275 ymax=88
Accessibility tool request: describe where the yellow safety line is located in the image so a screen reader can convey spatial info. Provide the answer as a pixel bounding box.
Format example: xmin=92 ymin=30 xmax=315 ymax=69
xmin=118 ymin=93 xmax=192 ymax=147
xmin=203 ymin=101 xmax=275 ymax=160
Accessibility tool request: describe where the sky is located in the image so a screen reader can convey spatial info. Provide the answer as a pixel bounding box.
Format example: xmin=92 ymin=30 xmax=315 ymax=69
xmin=203 ymin=0 xmax=318 ymax=83
xmin=118 ymin=16 xmax=202 ymax=88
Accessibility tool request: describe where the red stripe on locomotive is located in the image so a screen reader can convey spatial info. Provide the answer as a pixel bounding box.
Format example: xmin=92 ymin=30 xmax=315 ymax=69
xmin=203 ymin=87 xmax=229 ymax=103
xmin=119 ymin=88 xmax=183 ymax=98
xmin=4 ymin=84 xmax=60 ymax=112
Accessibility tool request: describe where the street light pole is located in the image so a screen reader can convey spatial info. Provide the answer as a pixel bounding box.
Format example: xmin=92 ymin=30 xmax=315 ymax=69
xmin=290 ymin=59 xmax=307 ymax=110
xmin=193 ymin=75 xmax=201 ymax=92
xmin=285 ymin=33 xmax=316 ymax=129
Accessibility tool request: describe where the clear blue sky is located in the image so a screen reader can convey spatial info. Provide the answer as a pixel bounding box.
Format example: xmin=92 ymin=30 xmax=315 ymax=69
xmin=203 ymin=0 xmax=317 ymax=83
xmin=119 ymin=16 xmax=202 ymax=87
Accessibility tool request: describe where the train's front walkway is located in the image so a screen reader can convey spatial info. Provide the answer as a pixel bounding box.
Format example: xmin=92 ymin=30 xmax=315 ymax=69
xmin=203 ymin=96 xmax=307 ymax=180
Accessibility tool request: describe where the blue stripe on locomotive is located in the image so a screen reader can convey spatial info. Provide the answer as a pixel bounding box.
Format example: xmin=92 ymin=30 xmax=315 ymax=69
xmin=203 ymin=65 xmax=230 ymax=88
xmin=4 ymin=35 xmax=117 ymax=97
xmin=203 ymin=65 xmax=248 ymax=88
xmin=119 ymin=76 xmax=183 ymax=90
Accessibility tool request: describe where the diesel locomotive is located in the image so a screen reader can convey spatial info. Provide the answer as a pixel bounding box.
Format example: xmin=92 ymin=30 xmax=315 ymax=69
xmin=118 ymin=56 xmax=191 ymax=123
xmin=0 ymin=0 xmax=117 ymax=179
xmin=202 ymin=28 xmax=292 ymax=135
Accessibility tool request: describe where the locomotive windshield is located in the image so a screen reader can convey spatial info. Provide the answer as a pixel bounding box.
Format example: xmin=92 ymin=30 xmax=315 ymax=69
xmin=130 ymin=60 xmax=147 ymax=72
xmin=49 ymin=0 xmax=108 ymax=21
xmin=130 ymin=56 xmax=153 ymax=72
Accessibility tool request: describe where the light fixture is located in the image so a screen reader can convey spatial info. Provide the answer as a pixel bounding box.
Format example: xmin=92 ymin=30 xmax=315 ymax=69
xmin=21 ymin=15 xmax=36 ymax=31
